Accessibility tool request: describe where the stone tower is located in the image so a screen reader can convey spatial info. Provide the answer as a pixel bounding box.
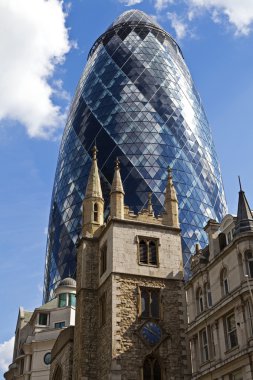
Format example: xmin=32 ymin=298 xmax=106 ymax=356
xmin=73 ymin=156 xmax=191 ymax=379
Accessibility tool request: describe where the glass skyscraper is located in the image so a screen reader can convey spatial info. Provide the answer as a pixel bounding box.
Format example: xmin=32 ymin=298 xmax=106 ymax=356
xmin=43 ymin=10 xmax=227 ymax=302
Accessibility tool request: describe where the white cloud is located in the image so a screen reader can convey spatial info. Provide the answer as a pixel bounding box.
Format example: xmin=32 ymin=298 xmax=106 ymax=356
xmin=119 ymin=0 xmax=143 ymax=6
xmin=0 ymin=337 xmax=14 ymax=374
xmin=0 ymin=0 xmax=72 ymax=139
xmin=154 ymin=0 xmax=174 ymax=12
xmin=167 ymin=12 xmax=188 ymax=39
xmin=188 ymin=0 xmax=253 ymax=35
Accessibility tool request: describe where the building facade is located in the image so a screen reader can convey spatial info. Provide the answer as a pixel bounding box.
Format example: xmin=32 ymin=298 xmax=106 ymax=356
xmin=185 ymin=187 xmax=253 ymax=380
xmin=43 ymin=9 xmax=227 ymax=302
xmin=5 ymin=279 xmax=76 ymax=380
xmin=49 ymin=148 xmax=191 ymax=379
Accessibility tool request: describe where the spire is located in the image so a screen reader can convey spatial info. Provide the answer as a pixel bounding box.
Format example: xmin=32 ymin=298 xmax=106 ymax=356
xmin=235 ymin=177 xmax=253 ymax=235
xmin=82 ymin=146 xmax=104 ymax=236
xmin=110 ymin=158 xmax=125 ymax=219
xmin=84 ymin=146 xmax=103 ymax=199
xmin=111 ymin=158 xmax=125 ymax=195
xmin=162 ymin=167 xmax=179 ymax=228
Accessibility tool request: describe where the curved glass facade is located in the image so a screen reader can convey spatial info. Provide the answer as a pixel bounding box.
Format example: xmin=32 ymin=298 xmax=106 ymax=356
xmin=43 ymin=10 xmax=227 ymax=301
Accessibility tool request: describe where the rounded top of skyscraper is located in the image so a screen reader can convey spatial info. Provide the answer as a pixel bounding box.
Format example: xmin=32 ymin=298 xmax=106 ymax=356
xmin=88 ymin=9 xmax=182 ymax=59
xmin=107 ymin=9 xmax=161 ymax=30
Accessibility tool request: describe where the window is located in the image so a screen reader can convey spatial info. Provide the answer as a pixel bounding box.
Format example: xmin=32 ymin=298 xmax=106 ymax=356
xmin=227 ymin=231 xmax=232 ymax=243
xmin=225 ymin=313 xmax=238 ymax=349
xmin=38 ymin=313 xmax=48 ymax=326
xmin=138 ymin=238 xmax=158 ymax=266
xmin=221 ymin=268 xmax=229 ymax=296
xmin=143 ymin=356 xmax=162 ymax=380
xmin=218 ymin=233 xmax=227 ymax=251
xmin=100 ymin=243 xmax=107 ymax=277
xmin=204 ymin=283 xmax=212 ymax=308
xmin=230 ymin=371 xmax=243 ymax=380
xmin=140 ymin=288 xmax=160 ymax=319
xmin=93 ymin=202 xmax=98 ymax=222
xmin=99 ymin=292 xmax=107 ymax=326
xmin=59 ymin=293 xmax=67 ymax=307
xmin=55 ymin=321 xmax=65 ymax=329
xmin=200 ymin=328 xmax=209 ymax=362
xmin=247 ymin=300 xmax=253 ymax=335
xmin=53 ymin=365 xmax=62 ymax=380
xmin=196 ymin=288 xmax=204 ymax=313
xmin=44 ymin=352 xmax=51 ymax=365
xmin=246 ymin=251 xmax=253 ymax=277
xmin=69 ymin=293 xmax=76 ymax=307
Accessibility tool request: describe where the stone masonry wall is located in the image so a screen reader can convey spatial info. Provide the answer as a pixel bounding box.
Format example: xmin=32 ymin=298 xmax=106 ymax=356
xmin=111 ymin=273 xmax=190 ymax=380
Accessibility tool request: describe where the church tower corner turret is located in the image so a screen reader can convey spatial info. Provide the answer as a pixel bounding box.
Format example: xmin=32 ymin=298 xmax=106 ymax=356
xmin=110 ymin=158 xmax=125 ymax=219
xmin=162 ymin=167 xmax=179 ymax=228
xmin=82 ymin=146 xmax=104 ymax=236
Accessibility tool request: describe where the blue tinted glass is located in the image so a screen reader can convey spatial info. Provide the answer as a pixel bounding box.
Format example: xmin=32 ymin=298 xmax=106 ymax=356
xmin=43 ymin=10 xmax=227 ymax=302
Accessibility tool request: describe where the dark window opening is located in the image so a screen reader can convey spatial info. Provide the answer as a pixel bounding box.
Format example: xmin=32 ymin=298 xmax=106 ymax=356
xmin=99 ymin=292 xmax=107 ymax=326
xmin=100 ymin=244 xmax=107 ymax=276
xmin=219 ymin=233 xmax=227 ymax=251
xmin=55 ymin=321 xmax=65 ymax=329
xmin=143 ymin=356 xmax=162 ymax=380
xmin=138 ymin=238 xmax=158 ymax=266
xmin=246 ymin=251 xmax=253 ymax=277
xmin=94 ymin=203 xmax=98 ymax=222
xmin=38 ymin=313 xmax=48 ymax=326
xmin=140 ymin=288 xmax=160 ymax=319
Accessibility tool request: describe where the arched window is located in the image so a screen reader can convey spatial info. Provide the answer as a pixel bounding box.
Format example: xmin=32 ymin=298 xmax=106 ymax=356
xmin=218 ymin=233 xmax=227 ymax=251
xmin=220 ymin=268 xmax=229 ymax=296
xmin=143 ymin=356 xmax=162 ymax=380
xmin=139 ymin=240 xmax=148 ymax=264
xmin=138 ymin=238 xmax=158 ymax=266
xmin=196 ymin=288 xmax=204 ymax=313
xmin=245 ymin=251 xmax=253 ymax=278
xmin=204 ymin=283 xmax=212 ymax=308
xmin=53 ymin=365 xmax=63 ymax=380
xmin=93 ymin=203 xmax=98 ymax=222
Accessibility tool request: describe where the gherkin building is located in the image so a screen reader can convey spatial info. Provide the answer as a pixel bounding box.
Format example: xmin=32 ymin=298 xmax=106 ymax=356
xmin=43 ymin=10 xmax=227 ymax=301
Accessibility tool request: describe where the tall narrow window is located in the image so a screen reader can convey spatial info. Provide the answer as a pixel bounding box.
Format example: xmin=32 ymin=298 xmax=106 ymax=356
xmin=196 ymin=288 xmax=204 ymax=314
xmin=221 ymin=268 xmax=229 ymax=296
xmin=204 ymin=283 xmax=212 ymax=308
xmin=225 ymin=313 xmax=238 ymax=349
xmin=140 ymin=288 xmax=160 ymax=319
xmin=139 ymin=240 xmax=148 ymax=264
xmin=247 ymin=300 xmax=253 ymax=336
xmin=246 ymin=251 xmax=253 ymax=278
xmin=143 ymin=356 xmax=162 ymax=380
xmin=200 ymin=328 xmax=209 ymax=362
xmin=58 ymin=293 xmax=67 ymax=307
xmin=69 ymin=293 xmax=76 ymax=307
xmin=93 ymin=202 xmax=98 ymax=222
xmin=100 ymin=243 xmax=107 ymax=277
xmin=149 ymin=241 xmax=157 ymax=265
xmin=218 ymin=233 xmax=227 ymax=251
xmin=99 ymin=292 xmax=107 ymax=327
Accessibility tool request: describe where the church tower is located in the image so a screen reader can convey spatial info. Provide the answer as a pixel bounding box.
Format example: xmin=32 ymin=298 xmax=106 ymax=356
xmin=73 ymin=158 xmax=191 ymax=379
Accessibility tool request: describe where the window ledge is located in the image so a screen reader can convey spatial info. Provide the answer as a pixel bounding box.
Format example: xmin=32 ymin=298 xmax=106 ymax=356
xmin=138 ymin=262 xmax=159 ymax=268
xmin=200 ymin=359 xmax=211 ymax=367
xmin=225 ymin=345 xmax=239 ymax=355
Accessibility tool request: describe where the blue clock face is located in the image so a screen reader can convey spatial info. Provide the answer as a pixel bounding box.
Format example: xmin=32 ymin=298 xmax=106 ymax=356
xmin=140 ymin=322 xmax=162 ymax=346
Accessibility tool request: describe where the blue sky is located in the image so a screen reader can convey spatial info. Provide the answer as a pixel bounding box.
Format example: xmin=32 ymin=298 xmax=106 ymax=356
xmin=1 ymin=0 xmax=253 ymax=375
